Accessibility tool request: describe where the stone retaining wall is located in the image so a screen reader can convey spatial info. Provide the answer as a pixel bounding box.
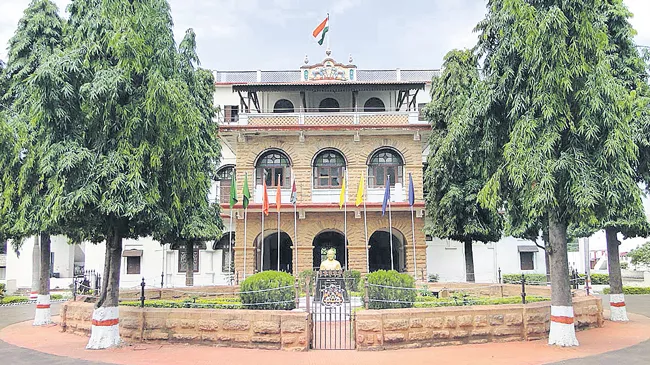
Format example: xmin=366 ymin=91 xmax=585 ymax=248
xmin=119 ymin=286 xmax=241 ymax=301
xmin=355 ymin=295 xmax=602 ymax=350
xmin=60 ymin=301 xmax=309 ymax=351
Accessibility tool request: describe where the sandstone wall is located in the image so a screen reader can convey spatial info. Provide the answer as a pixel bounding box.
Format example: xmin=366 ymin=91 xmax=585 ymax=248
xmin=355 ymin=295 xmax=602 ymax=350
xmin=60 ymin=301 xmax=309 ymax=351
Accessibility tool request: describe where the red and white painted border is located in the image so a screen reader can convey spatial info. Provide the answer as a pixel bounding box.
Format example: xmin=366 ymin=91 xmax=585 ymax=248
xmin=609 ymin=293 xmax=629 ymax=322
xmin=29 ymin=291 xmax=38 ymax=300
xmin=33 ymin=294 xmax=52 ymax=326
xmin=548 ymin=305 xmax=579 ymax=347
xmin=86 ymin=307 xmax=120 ymax=349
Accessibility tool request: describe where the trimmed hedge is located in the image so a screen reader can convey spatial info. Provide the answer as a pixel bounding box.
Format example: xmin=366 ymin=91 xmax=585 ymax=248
xmin=0 ymin=296 xmax=29 ymax=305
xmin=343 ymin=270 xmax=362 ymax=292
xmin=502 ymin=273 xmax=610 ymax=286
xmin=414 ymin=295 xmax=549 ymax=308
xmin=240 ymin=271 xmax=296 ymax=310
xmin=121 ymin=298 xmax=242 ymax=309
xmin=367 ymin=270 xmax=416 ymax=309
xmin=603 ymin=286 xmax=650 ymax=295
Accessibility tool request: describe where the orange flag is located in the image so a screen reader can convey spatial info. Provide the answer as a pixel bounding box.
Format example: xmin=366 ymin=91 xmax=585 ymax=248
xmin=276 ymin=175 xmax=282 ymax=212
xmin=262 ymin=179 xmax=269 ymax=216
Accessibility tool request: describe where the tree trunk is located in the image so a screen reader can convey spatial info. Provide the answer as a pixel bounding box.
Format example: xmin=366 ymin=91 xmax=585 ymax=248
xmin=30 ymin=236 xmax=40 ymax=300
xmin=464 ymin=239 xmax=475 ymax=283
xmin=34 ymin=233 xmax=52 ymax=325
xmin=606 ymin=227 xmax=628 ymax=321
xmin=185 ymin=241 xmax=194 ymax=287
xmin=547 ymin=212 xmax=578 ymax=346
xmin=87 ymin=223 xmax=123 ymax=349
xmin=543 ymin=227 xmax=551 ymax=284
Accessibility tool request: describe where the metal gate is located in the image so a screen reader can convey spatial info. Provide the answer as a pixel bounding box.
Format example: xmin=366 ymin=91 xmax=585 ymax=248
xmin=310 ymin=272 xmax=359 ymax=350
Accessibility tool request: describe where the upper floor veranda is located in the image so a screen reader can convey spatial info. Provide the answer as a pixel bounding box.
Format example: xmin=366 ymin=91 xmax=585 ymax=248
xmin=212 ymin=54 xmax=438 ymax=129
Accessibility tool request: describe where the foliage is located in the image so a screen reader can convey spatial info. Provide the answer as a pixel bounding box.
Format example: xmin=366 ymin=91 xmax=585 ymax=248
xmin=51 ymin=294 xmax=63 ymax=300
xmin=502 ymin=274 xmax=548 ymax=285
xmin=343 ymin=270 xmax=362 ymax=292
xmin=413 ymin=294 xmax=549 ymax=308
xmin=629 ymin=242 xmax=650 ymax=267
xmin=0 ymin=283 xmax=5 ymax=299
xmin=240 ymin=271 xmax=295 ymax=310
xmin=120 ymin=297 xmax=242 ymax=309
xmin=0 ymin=296 xmax=30 ymax=305
xmin=567 ymin=242 xmax=579 ymax=252
xmin=620 ymin=262 xmax=629 ymax=270
xmin=428 ymin=274 xmax=439 ymax=283
xmin=603 ymin=286 xmax=650 ymax=295
xmin=297 ymin=270 xmax=316 ymax=294
xmin=367 ymin=270 xmax=416 ymax=309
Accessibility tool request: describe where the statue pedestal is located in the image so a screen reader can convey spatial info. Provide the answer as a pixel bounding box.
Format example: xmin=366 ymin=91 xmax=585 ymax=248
xmin=315 ymin=270 xmax=349 ymax=303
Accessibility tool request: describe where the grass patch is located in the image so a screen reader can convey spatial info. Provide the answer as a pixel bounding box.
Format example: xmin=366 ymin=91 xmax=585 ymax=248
xmin=0 ymin=296 xmax=30 ymax=305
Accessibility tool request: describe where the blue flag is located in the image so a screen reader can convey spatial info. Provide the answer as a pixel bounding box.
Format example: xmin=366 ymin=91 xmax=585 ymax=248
xmin=382 ymin=176 xmax=390 ymax=216
xmin=408 ymin=173 xmax=415 ymax=206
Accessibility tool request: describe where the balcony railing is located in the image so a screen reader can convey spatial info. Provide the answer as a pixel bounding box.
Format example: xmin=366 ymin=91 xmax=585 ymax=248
xmin=214 ymin=69 xmax=440 ymax=83
xmin=229 ymin=110 xmax=425 ymax=127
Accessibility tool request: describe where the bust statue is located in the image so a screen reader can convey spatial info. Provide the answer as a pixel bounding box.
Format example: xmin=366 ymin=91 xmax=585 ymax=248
xmin=319 ymin=248 xmax=341 ymax=270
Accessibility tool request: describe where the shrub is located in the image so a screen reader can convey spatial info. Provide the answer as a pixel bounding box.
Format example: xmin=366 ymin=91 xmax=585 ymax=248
xmin=502 ymin=273 xmax=547 ymax=285
xmin=297 ymin=270 xmax=316 ymax=294
xmin=120 ymin=298 xmax=242 ymax=309
xmin=343 ymin=270 xmax=362 ymax=292
xmin=0 ymin=296 xmax=29 ymax=305
xmin=603 ymin=286 xmax=650 ymax=295
xmin=240 ymin=271 xmax=296 ymax=310
xmin=428 ymin=274 xmax=439 ymax=283
xmin=51 ymin=294 xmax=64 ymax=300
xmin=367 ymin=270 xmax=416 ymax=309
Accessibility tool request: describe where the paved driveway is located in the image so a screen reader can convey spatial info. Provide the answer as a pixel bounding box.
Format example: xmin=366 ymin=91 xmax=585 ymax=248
xmin=1 ymin=296 xmax=649 ymax=365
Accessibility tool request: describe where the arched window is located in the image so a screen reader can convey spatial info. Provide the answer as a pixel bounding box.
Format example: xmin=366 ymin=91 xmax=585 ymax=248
xmin=256 ymin=150 xmax=291 ymax=187
xmin=364 ymin=97 xmax=385 ymax=112
xmin=368 ymin=148 xmax=403 ymax=188
xmin=313 ymin=150 xmax=346 ymax=189
xmin=319 ymin=98 xmax=340 ymax=113
xmin=273 ymin=99 xmax=294 ymax=113
xmin=216 ymin=165 xmax=235 ymax=203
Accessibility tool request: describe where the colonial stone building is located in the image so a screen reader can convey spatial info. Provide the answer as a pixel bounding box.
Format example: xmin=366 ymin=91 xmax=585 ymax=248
xmin=215 ymin=52 xmax=436 ymax=278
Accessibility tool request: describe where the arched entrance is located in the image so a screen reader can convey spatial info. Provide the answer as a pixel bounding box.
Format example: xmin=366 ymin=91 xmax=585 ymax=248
xmin=255 ymin=230 xmax=293 ymax=272
xmin=312 ymin=230 xmax=348 ymax=270
xmin=368 ymin=229 xmax=406 ymax=272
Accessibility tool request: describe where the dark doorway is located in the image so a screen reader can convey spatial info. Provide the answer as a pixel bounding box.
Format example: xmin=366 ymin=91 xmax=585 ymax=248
xmin=368 ymin=229 xmax=405 ymax=272
xmin=312 ymin=230 xmax=347 ymax=270
xmin=255 ymin=231 xmax=293 ymax=272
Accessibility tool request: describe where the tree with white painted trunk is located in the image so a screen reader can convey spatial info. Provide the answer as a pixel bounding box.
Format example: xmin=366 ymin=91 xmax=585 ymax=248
xmin=475 ymin=0 xmax=641 ymax=346
xmin=155 ymin=30 xmax=223 ymax=288
xmin=1 ymin=0 xmax=64 ymax=326
xmin=32 ymin=0 xmax=221 ymax=349
xmin=423 ymin=50 xmax=503 ymax=283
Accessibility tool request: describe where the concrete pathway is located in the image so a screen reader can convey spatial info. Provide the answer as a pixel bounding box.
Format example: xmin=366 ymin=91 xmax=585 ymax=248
xmin=1 ymin=296 xmax=649 ymax=365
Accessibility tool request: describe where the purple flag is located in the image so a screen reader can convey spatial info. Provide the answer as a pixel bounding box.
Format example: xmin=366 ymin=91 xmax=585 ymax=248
xmin=408 ymin=173 xmax=415 ymax=206
xmin=382 ymin=176 xmax=390 ymax=216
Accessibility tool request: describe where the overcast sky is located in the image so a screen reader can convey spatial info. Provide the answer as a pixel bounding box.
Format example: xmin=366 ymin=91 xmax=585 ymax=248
xmin=2 ymin=0 xmax=650 ymax=71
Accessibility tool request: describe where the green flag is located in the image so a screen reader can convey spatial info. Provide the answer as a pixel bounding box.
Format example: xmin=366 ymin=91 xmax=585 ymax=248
xmin=229 ymin=173 xmax=238 ymax=209
xmin=242 ymin=173 xmax=251 ymax=209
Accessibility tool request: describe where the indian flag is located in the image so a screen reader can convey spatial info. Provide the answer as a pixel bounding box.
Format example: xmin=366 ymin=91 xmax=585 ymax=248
xmin=313 ymin=15 xmax=329 ymax=45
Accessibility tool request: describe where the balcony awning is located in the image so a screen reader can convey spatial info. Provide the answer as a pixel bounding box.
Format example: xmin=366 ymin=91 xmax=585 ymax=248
xmin=122 ymin=249 xmax=143 ymax=257
xmin=517 ymin=245 xmax=539 ymax=253
xmin=232 ymin=81 xmax=426 ymax=93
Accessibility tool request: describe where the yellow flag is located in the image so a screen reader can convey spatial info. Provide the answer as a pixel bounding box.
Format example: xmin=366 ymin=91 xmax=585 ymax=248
xmin=355 ymin=172 xmax=365 ymax=206
xmin=339 ymin=175 xmax=346 ymax=208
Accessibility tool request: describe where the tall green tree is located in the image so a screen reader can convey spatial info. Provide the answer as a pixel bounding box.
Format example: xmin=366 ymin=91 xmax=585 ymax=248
xmin=475 ymin=0 xmax=640 ymax=346
xmin=155 ymin=29 xmax=223 ymax=287
xmin=2 ymin=0 xmax=64 ymax=326
xmin=424 ymin=49 xmax=503 ymax=283
xmin=595 ymin=0 xmax=650 ymax=322
xmin=29 ymin=0 xmax=221 ymax=348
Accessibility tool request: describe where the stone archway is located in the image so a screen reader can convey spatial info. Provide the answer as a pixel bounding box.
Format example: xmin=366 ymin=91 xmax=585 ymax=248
xmin=368 ymin=228 xmax=406 ymax=272
xmin=254 ymin=230 xmax=293 ymax=273
xmin=312 ymin=230 xmax=348 ymax=270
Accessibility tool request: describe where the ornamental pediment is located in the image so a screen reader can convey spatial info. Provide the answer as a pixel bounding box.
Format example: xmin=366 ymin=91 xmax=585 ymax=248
xmin=300 ymin=57 xmax=357 ymax=82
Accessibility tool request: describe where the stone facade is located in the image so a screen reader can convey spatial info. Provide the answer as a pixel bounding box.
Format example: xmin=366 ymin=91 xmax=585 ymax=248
xmin=229 ymin=134 xmax=428 ymax=277
xmin=355 ymin=295 xmax=603 ymax=350
xmin=60 ymin=301 xmax=310 ymax=351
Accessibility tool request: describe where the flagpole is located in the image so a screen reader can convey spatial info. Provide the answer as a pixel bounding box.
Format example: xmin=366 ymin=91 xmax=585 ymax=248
xmin=326 ymin=12 xmax=330 ymax=51
xmin=410 ymin=203 xmax=417 ymax=279
xmin=388 ymin=175 xmax=394 ymax=270
xmin=344 ymin=169 xmax=348 ymax=269
xmin=363 ymin=173 xmax=369 ymax=274
xmin=243 ymin=206 xmax=248 ymax=278
xmin=229 ymin=207 xmax=233 ymax=285
xmin=277 ymin=174 xmax=281 ymax=271
xmin=293 ymin=201 xmax=298 ymax=274
xmin=261 ymin=205 xmax=264 ymax=272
